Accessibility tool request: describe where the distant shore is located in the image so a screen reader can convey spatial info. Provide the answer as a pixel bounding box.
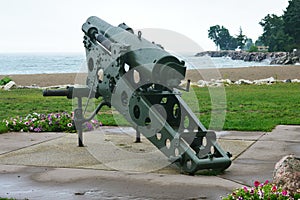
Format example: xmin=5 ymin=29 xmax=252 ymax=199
xmin=1 ymin=65 xmax=300 ymax=87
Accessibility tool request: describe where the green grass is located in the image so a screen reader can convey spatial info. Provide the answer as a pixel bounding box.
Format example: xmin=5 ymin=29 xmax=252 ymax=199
xmin=0 ymin=83 xmax=300 ymax=133
xmin=190 ymin=83 xmax=300 ymax=131
xmin=0 ymin=89 xmax=73 ymax=119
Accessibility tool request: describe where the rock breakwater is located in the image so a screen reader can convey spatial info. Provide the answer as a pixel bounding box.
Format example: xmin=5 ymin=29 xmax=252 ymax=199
xmin=195 ymin=50 xmax=300 ymax=65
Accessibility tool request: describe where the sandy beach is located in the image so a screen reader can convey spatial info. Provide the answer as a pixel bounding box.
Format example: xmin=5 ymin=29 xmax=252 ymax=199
xmin=1 ymin=65 xmax=300 ymax=87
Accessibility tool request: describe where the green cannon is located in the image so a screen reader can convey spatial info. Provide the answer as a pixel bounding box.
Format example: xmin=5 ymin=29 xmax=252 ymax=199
xmin=44 ymin=16 xmax=231 ymax=174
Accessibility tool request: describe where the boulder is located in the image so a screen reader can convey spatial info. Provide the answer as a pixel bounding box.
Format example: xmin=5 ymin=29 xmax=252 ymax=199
xmin=254 ymin=77 xmax=276 ymax=85
xmin=3 ymin=81 xmax=16 ymax=90
xmin=285 ymin=79 xmax=292 ymax=83
xmin=235 ymin=79 xmax=253 ymax=85
xmin=273 ymin=155 xmax=300 ymax=194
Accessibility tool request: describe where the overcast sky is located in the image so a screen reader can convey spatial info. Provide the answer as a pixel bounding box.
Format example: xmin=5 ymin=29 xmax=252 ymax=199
xmin=0 ymin=0 xmax=289 ymax=53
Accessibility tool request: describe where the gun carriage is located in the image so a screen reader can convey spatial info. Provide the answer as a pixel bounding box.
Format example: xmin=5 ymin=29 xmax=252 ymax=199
xmin=44 ymin=16 xmax=231 ymax=174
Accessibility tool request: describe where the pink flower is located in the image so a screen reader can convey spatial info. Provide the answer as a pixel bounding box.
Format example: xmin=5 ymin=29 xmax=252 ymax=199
xmin=254 ymin=181 xmax=260 ymax=188
xmin=264 ymin=180 xmax=269 ymax=185
xmin=91 ymin=119 xmax=98 ymax=124
xmin=281 ymin=190 xmax=288 ymax=196
xmin=272 ymin=185 xmax=277 ymax=192
xmin=67 ymin=123 xmax=73 ymax=127
xmin=243 ymin=186 xmax=248 ymax=192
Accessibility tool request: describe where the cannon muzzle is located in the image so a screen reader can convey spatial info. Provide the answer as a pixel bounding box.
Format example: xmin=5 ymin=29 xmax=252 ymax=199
xmin=43 ymin=87 xmax=91 ymax=99
xmin=43 ymin=88 xmax=71 ymax=97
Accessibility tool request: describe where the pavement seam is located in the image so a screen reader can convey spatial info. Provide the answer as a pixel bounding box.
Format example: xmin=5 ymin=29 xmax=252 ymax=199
xmin=218 ymin=175 xmax=250 ymax=187
xmin=231 ymin=132 xmax=267 ymax=161
xmin=0 ymin=134 xmax=67 ymax=156
xmin=216 ymin=132 xmax=269 ymax=188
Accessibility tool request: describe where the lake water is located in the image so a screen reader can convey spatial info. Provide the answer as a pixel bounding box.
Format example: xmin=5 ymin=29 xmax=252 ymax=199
xmin=0 ymin=53 xmax=273 ymax=75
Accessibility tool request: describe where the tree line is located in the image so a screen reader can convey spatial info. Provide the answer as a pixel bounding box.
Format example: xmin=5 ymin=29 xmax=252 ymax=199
xmin=208 ymin=0 xmax=300 ymax=52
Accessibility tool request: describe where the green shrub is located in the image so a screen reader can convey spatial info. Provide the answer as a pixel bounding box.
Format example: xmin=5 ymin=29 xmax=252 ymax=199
xmin=0 ymin=77 xmax=12 ymax=86
xmin=248 ymin=45 xmax=258 ymax=52
xmin=0 ymin=122 xmax=9 ymax=134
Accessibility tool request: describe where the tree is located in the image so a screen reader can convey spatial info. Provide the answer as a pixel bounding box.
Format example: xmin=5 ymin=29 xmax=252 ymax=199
xmin=259 ymin=14 xmax=292 ymax=51
xmin=208 ymin=25 xmax=222 ymax=50
xmin=227 ymin=36 xmax=238 ymax=50
xmin=255 ymin=36 xmax=264 ymax=46
xmin=236 ymin=27 xmax=247 ymax=49
xmin=244 ymin=38 xmax=254 ymax=51
xmin=208 ymin=25 xmax=238 ymax=50
xmin=283 ymin=0 xmax=300 ymax=49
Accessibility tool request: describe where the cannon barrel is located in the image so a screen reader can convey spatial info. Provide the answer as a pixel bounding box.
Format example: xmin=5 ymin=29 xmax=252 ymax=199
xmin=82 ymin=16 xmax=186 ymax=96
xmin=43 ymin=88 xmax=70 ymax=97
xmin=43 ymin=87 xmax=91 ymax=99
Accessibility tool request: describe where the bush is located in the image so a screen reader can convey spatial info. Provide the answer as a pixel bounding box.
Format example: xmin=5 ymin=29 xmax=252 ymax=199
xmin=0 ymin=77 xmax=12 ymax=86
xmin=248 ymin=45 xmax=258 ymax=52
xmin=0 ymin=122 xmax=8 ymax=134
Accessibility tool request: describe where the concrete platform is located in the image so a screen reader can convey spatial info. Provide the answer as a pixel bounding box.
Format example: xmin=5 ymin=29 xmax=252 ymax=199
xmin=0 ymin=125 xmax=299 ymax=199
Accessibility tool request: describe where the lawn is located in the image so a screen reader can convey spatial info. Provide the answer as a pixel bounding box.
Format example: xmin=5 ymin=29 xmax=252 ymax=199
xmin=0 ymin=83 xmax=299 ymax=133
xmin=193 ymin=83 xmax=300 ymax=131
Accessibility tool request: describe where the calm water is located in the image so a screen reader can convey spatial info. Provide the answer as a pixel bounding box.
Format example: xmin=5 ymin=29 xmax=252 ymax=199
xmin=0 ymin=53 xmax=273 ymax=75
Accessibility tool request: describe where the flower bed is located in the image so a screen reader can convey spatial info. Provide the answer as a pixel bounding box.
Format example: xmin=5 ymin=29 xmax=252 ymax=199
xmin=222 ymin=180 xmax=300 ymax=200
xmin=3 ymin=112 xmax=102 ymax=133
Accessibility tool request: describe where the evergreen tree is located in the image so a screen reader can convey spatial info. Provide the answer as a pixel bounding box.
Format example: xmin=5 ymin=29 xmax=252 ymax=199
xmin=244 ymin=38 xmax=254 ymax=51
xmin=236 ymin=27 xmax=246 ymax=49
xmin=255 ymin=36 xmax=264 ymax=46
xmin=259 ymin=14 xmax=291 ymax=51
xmin=283 ymin=0 xmax=300 ymax=49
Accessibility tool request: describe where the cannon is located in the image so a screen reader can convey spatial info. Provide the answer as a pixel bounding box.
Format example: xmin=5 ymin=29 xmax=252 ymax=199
xmin=43 ymin=16 xmax=231 ymax=174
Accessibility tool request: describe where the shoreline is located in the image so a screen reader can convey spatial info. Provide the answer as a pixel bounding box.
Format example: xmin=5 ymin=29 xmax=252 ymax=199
xmin=1 ymin=65 xmax=299 ymax=87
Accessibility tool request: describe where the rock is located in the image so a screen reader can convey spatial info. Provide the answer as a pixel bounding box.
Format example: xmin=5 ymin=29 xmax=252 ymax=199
xmin=292 ymin=56 xmax=299 ymax=63
xmin=284 ymin=58 xmax=293 ymax=65
xmin=235 ymin=79 xmax=253 ymax=85
xmin=273 ymin=155 xmax=300 ymax=194
xmin=292 ymin=79 xmax=300 ymax=83
xmin=197 ymin=80 xmax=209 ymax=87
xmin=285 ymin=79 xmax=292 ymax=83
xmin=254 ymin=77 xmax=276 ymax=85
xmin=219 ymin=79 xmax=232 ymax=85
xmin=3 ymin=81 xmax=16 ymax=90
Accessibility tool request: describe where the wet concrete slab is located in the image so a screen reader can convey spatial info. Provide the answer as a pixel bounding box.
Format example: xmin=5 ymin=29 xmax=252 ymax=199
xmin=0 ymin=125 xmax=299 ymax=199
xmin=0 ymin=164 xmax=242 ymax=200
xmin=0 ymin=129 xmax=259 ymax=173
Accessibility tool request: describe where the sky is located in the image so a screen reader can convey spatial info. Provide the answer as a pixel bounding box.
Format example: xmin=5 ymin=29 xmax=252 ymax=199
xmin=0 ymin=0 xmax=289 ymax=53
